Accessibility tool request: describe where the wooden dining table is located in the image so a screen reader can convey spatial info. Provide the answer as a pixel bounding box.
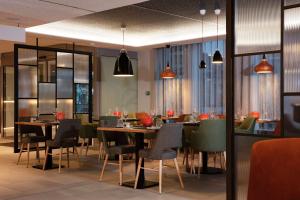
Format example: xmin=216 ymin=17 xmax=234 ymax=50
xmin=97 ymin=127 xmax=158 ymax=189
xmin=15 ymin=121 xmax=59 ymax=170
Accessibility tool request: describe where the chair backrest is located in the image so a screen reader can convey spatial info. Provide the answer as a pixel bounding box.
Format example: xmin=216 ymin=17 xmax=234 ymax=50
xmin=239 ymin=117 xmax=256 ymax=133
xmin=98 ymin=116 xmax=118 ymax=128
xmin=19 ymin=117 xmax=44 ymax=137
xmin=98 ymin=116 xmax=128 ymax=150
xmin=53 ymin=119 xmax=81 ymax=146
xmin=191 ymin=119 xmax=226 ymax=152
xmin=248 ymin=139 xmax=300 ymax=200
xmin=150 ymin=123 xmax=183 ymax=157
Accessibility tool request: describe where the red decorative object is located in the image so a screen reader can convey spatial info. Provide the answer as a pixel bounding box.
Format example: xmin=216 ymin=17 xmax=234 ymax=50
xmin=167 ymin=110 xmax=175 ymax=117
xmin=141 ymin=116 xmax=153 ymax=127
xmin=249 ymin=112 xmax=260 ymax=119
xmin=198 ymin=113 xmax=209 ymax=120
xmin=113 ymin=111 xmax=122 ymax=118
xmin=56 ymin=112 xmax=65 ymax=121
xmin=217 ymin=114 xmax=225 ymax=119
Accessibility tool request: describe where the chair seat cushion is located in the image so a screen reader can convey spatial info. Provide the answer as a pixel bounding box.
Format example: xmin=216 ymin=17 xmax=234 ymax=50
xmin=46 ymin=138 xmax=77 ymax=148
xmin=21 ymin=136 xmax=46 ymax=143
xmin=139 ymin=149 xmax=177 ymax=160
xmin=108 ymin=145 xmax=135 ymax=155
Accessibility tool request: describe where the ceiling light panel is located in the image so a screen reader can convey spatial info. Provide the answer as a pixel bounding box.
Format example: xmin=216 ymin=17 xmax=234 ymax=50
xmin=26 ymin=0 xmax=226 ymax=47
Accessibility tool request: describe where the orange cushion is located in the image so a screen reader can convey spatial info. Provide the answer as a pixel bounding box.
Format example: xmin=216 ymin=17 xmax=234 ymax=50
xmin=248 ymin=138 xmax=300 ymax=200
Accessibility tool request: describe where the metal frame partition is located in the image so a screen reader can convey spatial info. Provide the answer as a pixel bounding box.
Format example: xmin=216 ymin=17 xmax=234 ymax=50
xmin=227 ymin=0 xmax=300 ymax=199
xmin=13 ymin=44 xmax=93 ymax=153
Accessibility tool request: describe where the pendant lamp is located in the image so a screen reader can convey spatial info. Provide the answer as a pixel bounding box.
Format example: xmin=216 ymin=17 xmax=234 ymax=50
xmin=212 ymin=7 xmax=223 ymax=64
xmin=113 ymin=25 xmax=134 ymax=77
xmin=254 ymin=54 xmax=273 ymax=74
xmin=199 ymin=8 xmax=207 ymax=69
xmin=160 ymin=45 xmax=176 ymax=79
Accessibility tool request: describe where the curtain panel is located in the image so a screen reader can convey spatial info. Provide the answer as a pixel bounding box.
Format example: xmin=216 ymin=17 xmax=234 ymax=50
xmin=154 ymin=40 xmax=226 ymax=115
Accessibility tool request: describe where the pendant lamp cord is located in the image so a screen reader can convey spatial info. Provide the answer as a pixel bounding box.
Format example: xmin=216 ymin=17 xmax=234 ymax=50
xmin=217 ymin=15 xmax=219 ymax=49
xmin=202 ymin=15 xmax=204 ymax=57
xmin=122 ymin=28 xmax=125 ymax=49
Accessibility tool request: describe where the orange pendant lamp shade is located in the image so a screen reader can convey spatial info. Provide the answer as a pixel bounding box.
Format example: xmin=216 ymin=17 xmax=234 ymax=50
xmin=161 ymin=44 xmax=176 ymax=79
xmin=160 ymin=63 xmax=176 ymax=79
xmin=254 ymin=54 xmax=273 ymax=74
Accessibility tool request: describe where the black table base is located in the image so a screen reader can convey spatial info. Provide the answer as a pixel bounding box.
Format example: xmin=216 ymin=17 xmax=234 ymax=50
xmin=186 ymin=166 xmax=224 ymax=174
xmin=32 ymin=163 xmax=64 ymax=170
xmin=122 ymin=180 xmax=159 ymax=189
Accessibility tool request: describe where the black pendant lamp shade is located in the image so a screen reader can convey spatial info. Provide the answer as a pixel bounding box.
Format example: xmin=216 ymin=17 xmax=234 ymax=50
xmin=212 ymin=6 xmax=223 ymax=64
xmin=199 ymin=60 xmax=206 ymax=69
xmin=113 ymin=25 xmax=134 ymax=77
xmin=212 ymin=50 xmax=223 ymax=64
xmin=113 ymin=49 xmax=133 ymax=77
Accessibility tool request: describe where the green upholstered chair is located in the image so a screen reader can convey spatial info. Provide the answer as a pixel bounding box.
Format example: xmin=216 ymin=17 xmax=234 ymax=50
xmin=235 ymin=117 xmax=256 ymax=134
xmin=79 ymin=122 xmax=98 ymax=156
xmin=182 ymin=125 xmax=197 ymax=165
xmin=190 ymin=119 xmax=226 ymax=175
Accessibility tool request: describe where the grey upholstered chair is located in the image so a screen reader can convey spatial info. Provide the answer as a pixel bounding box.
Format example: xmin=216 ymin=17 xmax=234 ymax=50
xmin=98 ymin=116 xmax=135 ymax=186
xmin=17 ymin=117 xmax=46 ymax=168
xmin=134 ymin=123 xmax=184 ymax=193
xmin=43 ymin=119 xmax=81 ymax=173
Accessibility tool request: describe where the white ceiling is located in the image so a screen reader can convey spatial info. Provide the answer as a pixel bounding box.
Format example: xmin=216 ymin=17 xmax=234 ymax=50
xmin=25 ymin=0 xmax=226 ymax=47
xmin=0 ymin=0 xmax=148 ymax=27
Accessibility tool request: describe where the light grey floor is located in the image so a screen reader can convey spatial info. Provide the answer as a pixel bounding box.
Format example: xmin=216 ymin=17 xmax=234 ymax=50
xmin=0 ymin=144 xmax=225 ymax=200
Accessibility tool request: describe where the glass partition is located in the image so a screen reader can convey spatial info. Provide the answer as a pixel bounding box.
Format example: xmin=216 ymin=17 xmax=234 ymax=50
xmin=14 ymin=45 xmax=92 ymax=152
xmin=57 ymin=68 xmax=73 ymax=98
xmin=233 ymin=0 xmax=282 ymax=199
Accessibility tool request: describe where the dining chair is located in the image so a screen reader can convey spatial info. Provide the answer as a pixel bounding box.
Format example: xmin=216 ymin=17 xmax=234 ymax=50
xmin=17 ymin=117 xmax=46 ymax=167
xmin=98 ymin=116 xmax=136 ymax=185
xmin=190 ymin=119 xmax=226 ymax=175
xmin=43 ymin=119 xmax=81 ymax=173
xmin=248 ymin=138 xmax=300 ymax=200
xmin=134 ymin=123 xmax=184 ymax=194
xmin=79 ymin=122 xmax=97 ymax=156
xmin=235 ymin=117 xmax=256 ymax=134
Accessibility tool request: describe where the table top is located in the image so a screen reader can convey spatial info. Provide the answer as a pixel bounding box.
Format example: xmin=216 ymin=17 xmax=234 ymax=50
xmin=15 ymin=121 xmax=59 ymax=127
xmin=235 ymin=119 xmax=278 ymax=124
xmin=97 ymin=127 xmax=157 ymax=134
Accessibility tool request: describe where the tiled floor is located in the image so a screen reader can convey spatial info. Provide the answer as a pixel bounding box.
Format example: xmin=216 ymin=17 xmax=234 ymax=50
xmin=0 ymin=144 xmax=225 ymax=200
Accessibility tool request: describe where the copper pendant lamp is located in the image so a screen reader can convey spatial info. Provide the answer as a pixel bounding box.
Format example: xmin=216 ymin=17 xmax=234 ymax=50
xmin=254 ymin=54 xmax=273 ymax=74
xmin=160 ymin=45 xmax=176 ymax=79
